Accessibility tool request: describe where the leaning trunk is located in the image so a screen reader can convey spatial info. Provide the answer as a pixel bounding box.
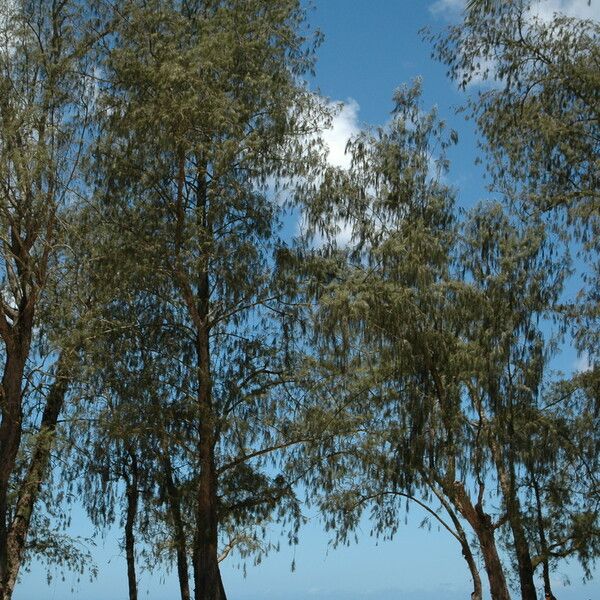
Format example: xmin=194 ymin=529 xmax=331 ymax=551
xmin=447 ymin=481 xmax=511 ymax=600
xmin=431 ymin=483 xmax=482 ymax=600
xmin=458 ymin=521 xmax=483 ymax=600
xmin=475 ymin=519 xmax=512 ymax=600
xmin=0 ymin=352 xmax=68 ymax=600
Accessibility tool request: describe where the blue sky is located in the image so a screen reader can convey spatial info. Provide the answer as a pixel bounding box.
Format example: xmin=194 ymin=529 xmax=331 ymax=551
xmin=15 ymin=1 xmax=599 ymax=599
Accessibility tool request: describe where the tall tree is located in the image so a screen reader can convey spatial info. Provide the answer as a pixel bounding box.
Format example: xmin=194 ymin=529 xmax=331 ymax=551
xmin=0 ymin=2 xmax=112 ymax=597
xmin=430 ymin=0 xmax=600 ymax=361
xmin=301 ymin=77 xmax=598 ymax=600
xmin=431 ymin=4 xmax=600 ymax=594
xmin=299 ymin=81 xmax=496 ymax=599
xmin=89 ymin=2 xmax=328 ymax=599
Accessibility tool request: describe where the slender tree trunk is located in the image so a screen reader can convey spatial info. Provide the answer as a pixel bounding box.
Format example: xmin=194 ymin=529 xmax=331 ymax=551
xmin=162 ymin=454 xmax=191 ymax=600
xmin=451 ymin=510 xmax=483 ymax=600
xmin=125 ymin=453 xmax=139 ymax=600
xmin=191 ymin=158 xmax=225 ymax=600
xmin=532 ymin=477 xmax=553 ymax=599
xmin=192 ymin=305 xmax=224 ymax=600
xmin=431 ymin=483 xmax=483 ymax=600
xmin=0 ymin=352 xmax=68 ymax=600
xmin=446 ymin=481 xmax=511 ymax=600
xmin=493 ymin=446 xmax=536 ymax=600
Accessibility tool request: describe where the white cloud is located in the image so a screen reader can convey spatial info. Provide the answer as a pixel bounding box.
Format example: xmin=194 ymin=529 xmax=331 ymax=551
xmin=321 ymin=99 xmax=361 ymax=170
xmin=321 ymin=99 xmax=361 ymax=245
xmin=298 ymin=98 xmax=362 ymax=247
xmin=429 ymin=0 xmax=466 ymax=19
xmin=528 ymin=0 xmax=600 ymax=22
xmin=430 ymin=0 xmax=600 ymax=22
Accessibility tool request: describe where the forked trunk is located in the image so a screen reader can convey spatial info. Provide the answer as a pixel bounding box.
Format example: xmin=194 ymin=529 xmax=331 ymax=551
xmin=447 ymin=481 xmax=511 ymax=600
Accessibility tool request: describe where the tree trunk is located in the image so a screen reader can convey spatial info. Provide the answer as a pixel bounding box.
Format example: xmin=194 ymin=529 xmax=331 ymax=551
xmin=459 ymin=523 xmax=483 ymax=600
xmin=532 ymin=477 xmax=553 ymax=599
xmin=447 ymin=481 xmax=511 ymax=600
xmin=192 ymin=317 xmax=224 ymax=600
xmin=510 ymin=513 xmax=537 ymax=600
xmin=190 ymin=156 xmax=225 ymax=600
xmin=431 ymin=483 xmax=483 ymax=600
xmin=493 ymin=449 xmax=536 ymax=600
xmin=125 ymin=453 xmax=139 ymax=600
xmin=0 ymin=352 xmax=68 ymax=600
xmin=162 ymin=454 xmax=191 ymax=600
xmin=0 ymin=352 xmax=26 ymax=600
xmin=193 ymin=430 xmax=223 ymax=600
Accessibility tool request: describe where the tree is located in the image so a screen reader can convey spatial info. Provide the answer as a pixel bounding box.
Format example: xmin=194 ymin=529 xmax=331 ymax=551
xmin=88 ymin=2 xmax=328 ymax=599
xmin=299 ymin=81 xmax=495 ymax=599
xmin=430 ymin=0 xmax=600 ymax=361
xmin=301 ymin=77 xmax=598 ymax=600
xmin=429 ymin=4 xmax=600 ymax=595
xmin=0 ymin=2 xmax=113 ymax=597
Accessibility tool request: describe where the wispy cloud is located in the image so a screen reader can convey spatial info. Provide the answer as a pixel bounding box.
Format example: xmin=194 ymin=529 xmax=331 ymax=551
xmin=429 ymin=0 xmax=600 ymax=22
xmin=429 ymin=0 xmax=466 ymax=19
xmin=574 ymin=352 xmax=592 ymax=373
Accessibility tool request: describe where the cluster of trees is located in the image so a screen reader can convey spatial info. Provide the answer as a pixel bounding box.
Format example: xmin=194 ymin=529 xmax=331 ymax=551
xmin=0 ymin=1 xmax=597 ymax=600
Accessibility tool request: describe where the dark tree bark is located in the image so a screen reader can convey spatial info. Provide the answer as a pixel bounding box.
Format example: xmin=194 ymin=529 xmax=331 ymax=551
xmin=124 ymin=452 xmax=140 ymax=600
xmin=492 ymin=441 xmax=537 ymax=600
xmin=0 ymin=353 xmax=69 ymax=600
xmin=192 ymin=277 xmax=224 ymax=600
xmin=162 ymin=453 xmax=191 ymax=600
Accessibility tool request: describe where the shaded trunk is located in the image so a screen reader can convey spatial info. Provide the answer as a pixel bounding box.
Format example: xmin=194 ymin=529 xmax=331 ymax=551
xmin=192 ymin=294 xmax=223 ymax=600
xmin=476 ymin=520 xmax=511 ymax=600
xmin=125 ymin=453 xmax=139 ymax=600
xmin=191 ymin=157 xmax=225 ymax=600
xmin=447 ymin=481 xmax=511 ymax=600
xmin=494 ymin=452 xmax=536 ymax=600
xmin=0 ymin=353 xmax=68 ymax=600
xmin=0 ymin=351 xmax=27 ymax=600
xmin=510 ymin=513 xmax=536 ymax=600
xmin=162 ymin=454 xmax=191 ymax=600
xmin=192 ymin=427 xmax=223 ymax=600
